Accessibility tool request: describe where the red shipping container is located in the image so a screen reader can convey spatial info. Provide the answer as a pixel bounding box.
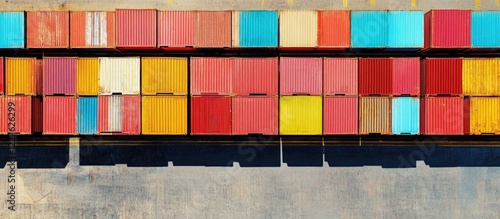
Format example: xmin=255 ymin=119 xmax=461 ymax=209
xmin=280 ymin=57 xmax=323 ymax=95
xmin=158 ymin=11 xmax=195 ymax=48
xmin=318 ymin=10 xmax=350 ymax=48
xmin=424 ymin=10 xmax=471 ymax=49
xmin=392 ymin=58 xmax=420 ymax=96
xmin=324 ymin=96 xmax=358 ymax=135
xmin=43 ymin=57 xmax=77 ymax=95
xmin=191 ymin=57 xmax=232 ymax=95
xmin=0 ymin=96 xmax=32 ymax=134
xmin=232 ymin=96 xmax=278 ymax=135
xmin=0 ymin=58 xmax=3 ymax=95
xmin=233 ymin=58 xmax=278 ymax=95
xmin=194 ymin=11 xmax=232 ymax=48
xmin=43 ymin=96 xmax=76 ymax=135
xmin=116 ymin=9 xmax=157 ymax=49
xmin=98 ymin=95 xmax=141 ymax=135
xmin=421 ymin=58 xmax=462 ymax=96
xmin=191 ymin=96 xmax=231 ymax=135
xmin=323 ymin=58 xmax=358 ymax=95
xmin=359 ymin=58 xmax=392 ymax=95
xmin=463 ymin=97 xmax=470 ymax=135
xmin=27 ymin=11 xmax=70 ymax=48
xmin=70 ymin=11 xmax=116 ymax=48
xmin=32 ymin=96 xmax=42 ymax=133
xmin=420 ymin=97 xmax=463 ymax=135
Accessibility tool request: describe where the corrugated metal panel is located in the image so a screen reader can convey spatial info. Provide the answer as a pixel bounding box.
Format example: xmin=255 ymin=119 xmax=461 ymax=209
xmin=464 ymin=97 xmax=470 ymax=135
xmin=121 ymin=95 xmax=141 ymax=135
xmin=0 ymin=96 xmax=32 ymax=134
xmin=194 ymin=11 xmax=231 ymax=48
xmin=351 ymin=11 xmax=388 ymax=48
xmin=470 ymin=97 xmax=500 ymax=134
xmin=359 ymin=58 xmax=392 ymax=95
xmin=191 ymin=96 xmax=231 ymax=135
xmin=0 ymin=58 xmax=3 ymax=95
xmin=98 ymin=95 xmax=141 ymax=134
xmin=232 ymin=96 xmax=278 ymax=135
xmin=70 ymin=11 xmax=115 ymax=48
xmin=279 ymin=96 xmax=322 ymax=135
xmin=77 ymin=97 xmax=98 ymax=135
xmin=0 ymin=12 xmax=25 ymax=48
xmin=463 ymin=58 xmax=500 ymax=96
xmin=116 ymin=9 xmax=156 ymax=48
xmin=77 ymin=58 xmax=99 ymax=95
xmin=99 ymin=57 xmax=140 ymax=95
xmin=472 ymin=12 xmax=500 ymax=48
xmin=108 ymin=95 xmax=122 ymax=132
xmin=323 ymin=58 xmax=358 ymax=95
xmin=32 ymin=96 xmax=42 ymax=133
xmin=43 ymin=57 xmax=77 ymax=95
xmin=359 ymin=97 xmax=391 ymax=135
xmin=158 ymin=11 xmax=194 ymax=48
xmin=142 ymin=96 xmax=187 ymax=135
xmin=422 ymin=58 xmax=462 ymax=95
xmin=36 ymin=59 xmax=43 ymax=95
xmin=43 ymin=96 xmax=76 ymax=135
xmin=233 ymin=57 xmax=278 ymax=95
xmin=5 ymin=58 xmax=37 ymax=95
xmin=392 ymin=97 xmax=419 ymax=135
xmin=279 ymin=10 xmax=318 ymax=47
xmin=234 ymin=10 xmax=278 ymax=47
xmin=421 ymin=97 xmax=463 ymax=135
xmin=388 ymin=11 xmax=424 ymax=48
xmin=26 ymin=11 xmax=69 ymax=48
xmin=318 ymin=10 xmax=350 ymax=48
xmin=190 ymin=57 xmax=232 ymax=95
xmin=426 ymin=10 xmax=471 ymax=48
xmin=141 ymin=57 xmax=188 ymax=95
xmin=280 ymin=57 xmax=322 ymax=95
xmin=323 ymin=96 xmax=358 ymax=135
xmin=392 ymin=58 xmax=420 ymax=95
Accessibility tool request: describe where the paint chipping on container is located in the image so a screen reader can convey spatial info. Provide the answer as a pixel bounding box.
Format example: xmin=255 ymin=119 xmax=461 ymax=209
xmin=70 ymin=11 xmax=115 ymax=48
xmin=469 ymin=97 xmax=500 ymax=134
xmin=27 ymin=11 xmax=69 ymax=48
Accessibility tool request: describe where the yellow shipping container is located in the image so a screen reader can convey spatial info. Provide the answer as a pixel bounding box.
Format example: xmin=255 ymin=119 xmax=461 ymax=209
xmin=141 ymin=57 xmax=188 ymax=95
xmin=142 ymin=96 xmax=188 ymax=135
xmin=463 ymin=58 xmax=500 ymax=96
xmin=279 ymin=96 xmax=322 ymax=135
xmin=77 ymin=58 xmax=99 ymax=95
xmin=470 ymin=97 xmax=500 ymax=134
xmin=6 ymin=58 xmax=37 ymax=95
xmin=279 ymin=10 xmax=318 ymax=47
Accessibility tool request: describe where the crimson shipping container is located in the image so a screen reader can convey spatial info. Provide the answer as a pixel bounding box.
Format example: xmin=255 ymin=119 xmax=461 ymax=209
xmin=195 ymin=11 xmax=231 ymax=48
xmin=98 ymin=95 xmax=141 ymax=135
xmin=190 ymin=57 xmax=232 ymax=95
xmin=0 ymin=96 xmax=32 ymax=134
xmin=359 ymin=58 xmax=392 ymax=95
xmin=32 ymin=96 xmax=42 ymax=133
xmin=392 ymin=58 xmax=420 ymax=96
xmin=191 ymin=96 xmax=231 ymax=135
xmin=158 ymin=11 xmax=195 ymax=48
xmin=323 ymin=96 xmax=358 ymax=135
xmin=232 ymin=96 xmax=278 ymax=135
xmin=420 ymin=97 xmax=464 ymax=135
xmin=43 ymin=57 xmax=77 ymax=95
xmin=323 ymin=58 xmax=357 ymax=95
xmin=233 ymin=58 xmax=278 ymax=95
xmin=424 ymin=10 xmax=471 ymax=49
xmin=421 ymin=58 xmax=462 ymax=96
xmin=27 ymin=11 xmax=70 ymax=48
xmin=280 ymin=57 xmax=322 ymax=95
xmin=116 ymin=9 xmax=157 ymax=49
xmin=43 ymin=96 xmax=76 ymax=135
xmin=317 ymin=10 xmax=350 ymax=48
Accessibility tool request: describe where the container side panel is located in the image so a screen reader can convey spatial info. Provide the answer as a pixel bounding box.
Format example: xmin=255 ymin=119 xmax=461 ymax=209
xmin=99 ymin=57 xmax=141 ymax=95
xmin=279 ymin=11 xmax=318 ymax=47
xmin=392 ymin=58 xmax=420 ymax=95
xmin=0 ymin=12 xmax=25 ymax=48
xmin=359 ymin=97 xmax=391 ymax=134
xmin=388 ymin=11 xmax=424 ymax=48
xmin=323 ymin=97 xmax=358 ymax=134
xmin=239 ymin=10 xmax=278 ymax=47
xmin=6 ymin=58 xmax=36 ymax=95
xmin=43 ymin=57 xmax=77 ymax=95
xmin=233 ymin=57 xmax=278 ymax=95
xmin=142 ymin=96 xmax=187 ymax=135
xmin=463 ymin=59 xmax=500 ymax=96
xmin=191 ymin=96 xmax=231 ymax=135
xmin=141 ymin=57 xmax=188 ymax=95
xmin=116 ymin=9 xmax=156 ymax=48
xmin=279 ymin=96 xmax=322 ymax=135
xmin=190 ymin=57 xmax=232 ymax=95
xmin=43 ymin=96 xmax=76 ymax=134
xmin=194 ymin=11 xmax=231 ymax=48
xmin=121 ymin=96 xmax=141 ymax=135
xmin=470 ymin=97 xmax=500 ymax=134
xmin=77 ymin=97 xmax=98 ymax=134
xmin=351 ymin=11 xmax=388 ymax=48
xmin=280 ymin=57 xmax=322 ymax=95
xmin=472 ymin=12 xmax=500 ymax=48
xmin=423 ymin=97 xmax=463 ymax=135
xmin=424 ymin=58 xmax=462 ymax=95
xmin=232 ymin=96 xmax=278 ymax=135
xmin=431 ymin=10 xmax=471 ymax=48
xmin=27 ymin=11 xmax=69 ymax=48
xmin=323 ymin=58 xmax=358 ymax=95
xmin=392 ymin=97 xmax=419 ymax=135
xmin=77 ymin=58 xmax=99 ymax=95
xmin=318 ymin=10 xmax=350 ymax=48
xmin=158 ymin=11 xmax=194 ymax=47
xmin=359 ymin=58 xmax=392 ymax=95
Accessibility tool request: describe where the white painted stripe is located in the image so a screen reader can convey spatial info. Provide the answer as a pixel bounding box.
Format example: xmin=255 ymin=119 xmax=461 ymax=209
xmin=99 ymin=12 xmax=107 ymax=46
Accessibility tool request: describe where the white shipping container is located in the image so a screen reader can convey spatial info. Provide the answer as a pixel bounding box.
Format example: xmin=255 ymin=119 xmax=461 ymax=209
xmin=99 ymin=57 xmax=140 ymax=95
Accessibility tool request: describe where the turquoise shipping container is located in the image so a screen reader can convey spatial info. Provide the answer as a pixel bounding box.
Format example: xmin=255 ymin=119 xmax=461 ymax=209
xmin=392 ymin=97 xmax=419 ymax=135
xmin=0 ymin=12 xmax=25 ymax=48
xmin=233 ymin=10 xmax=278 ymax=47
xmin=78 ymin=97 xmax=98 ymax=135
xmin=351 ymin=11 xmax=388 ymax=48
xmin=472 ymin=11 xmax=500 ymax=48
xmin=388 ymin=11 xmax=424 ymax=48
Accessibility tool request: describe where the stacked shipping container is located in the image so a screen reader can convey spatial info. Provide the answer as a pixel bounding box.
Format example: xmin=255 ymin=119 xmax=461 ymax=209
xmin=392 ymin=58 xmax=420 ymax=135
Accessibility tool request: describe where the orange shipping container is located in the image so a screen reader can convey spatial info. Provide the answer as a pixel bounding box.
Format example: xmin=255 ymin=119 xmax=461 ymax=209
xmin=195 ymin=11 xmax=232 ymax=48
xmin=70 ymin=11 xmax=115 ymax=49
xmin=27 ymin=11 xmax=69 ymax=48
xmin=318 ymin=10 xmax=350 ymax=48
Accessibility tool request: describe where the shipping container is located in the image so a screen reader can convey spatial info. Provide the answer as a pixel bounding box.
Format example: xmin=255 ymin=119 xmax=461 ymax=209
xmin=279 ymin=96 xmax=322 ymax=135
xmin=0 ymin=12 xmax=25 ymax=48
xmin=0 ymin=58 xmax=3 ymax=95
xmin=472 ymin=12 xmax=500 ymax=48
xmin=99 ymin=57 xmax=140 ymax=95
xmin=77 ymin=58 xmax=99 ymax=95
xmin=424 ymin=10 xmax=471 ymax=49
xmin=70 ymin=11 xmax=115 ymax=48
xmin=359 ymin=97 xmax=391 ymax=135
xmin=392 ymin=58 xmax=420 ymax=95
xmin=233 ymin=58 xmax=278 ymax=95
xmin=469 ymin=97 xmax=500 ymax=134
xmin=27 ymin=11 xmax=69 ymax=48
xmin=195 ymin=11 xmax=231 ymax=48
xmin=116 ymin=9 xmax=156 ymax=49
xmin=232 ymin=96 xmax=278 ymax=135
xmin=323 ymin=58 xmax=357 ymax=95
xmin=77 ymin=97 xmax=98 ymax=135
xmin=43 ymin=96 xmax=76 ymax=135
xmin=388 ymin=11 xmax=424 ymax=48
xmin=190 ymin=57 xmax=232 ymax=95
xmin=142 ymin=96 xmax=187 ymax=135
xmin=359 ymin=58 xmax=392 ymax=95
xmin=141 ymin=57 xmax=188 ymax=95
xmin=280 ymin=57 xmax=322 ymax=95
xmin=351 ymin=11 xmax=388 ymax=48
xmin=0 ymin=96 xmax=32 ymax=134
xmin=43 ymin=57 xmax=77 ymax=95
xmin=279 ymin=10 xmax=318 ymax=48
xmin=462 ymin=58 xmax=500 ymax=96
xmin=32 ymin=96 xmax=42 ymax=133
xmin=421 ymin=58 xmax=462 ymax=96
xmin=318 ymin=10 xmax=350 ymax=48
xmin=158 ymin=11 xmax=195 ymax=48
xmin=191 ymin=96 xmax=231 ymax=135
xmin=420 ymin=97 xmax=463 ymax=135
xmin=392 ymin=97 xmax=419 ymax=135
xmin=98 ymin=95 xmax=141 ymax=135
xmin=323 ymin=96 xmax=358 ymax=135
xmin=232 ymin=10 xmax=278 ymax=47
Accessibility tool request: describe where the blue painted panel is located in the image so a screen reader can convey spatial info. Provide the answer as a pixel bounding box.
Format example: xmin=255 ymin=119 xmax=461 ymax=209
xmin=0 ymin=12 xmax=25 ymax=48
xmin=392 ymin=97 xmax=419 ymax=135
xmin=351 ymin=11 xmax=388 ymax=48
xmin=239 ymin=10 xmax=278 ymax=47
xmin=78 ymin=97 xmax=98 ymax=135
xmin=472 ymin=12 xmax=500 ymax=48
xmin=388 ymin=11 xmax=424 ymax=48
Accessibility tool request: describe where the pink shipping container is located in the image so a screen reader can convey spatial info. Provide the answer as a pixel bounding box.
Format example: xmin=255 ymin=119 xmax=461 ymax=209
xmin=233 ymin=58 xmax=278 ymax=95
xmin=32 ymin=96 xmax=42 ymax=133
xmin=43 ymin=96 xmax=76 ymax=135
xmin=0 ymin=96 xmax=32 ymax=134
xmin=191 ymin=96 xmax=232 ymax=135
xmin=324 ymin=96 xmax=358 ymax=135
xmin=191 ymin=57 xmax=232 ymax=95
xmin=392 ymin=58 xmax=420 ymax=96
xmin=98 ymin=95 xmax=141 ymax=135
xmin=420 ymin=97 xmax=464 ymax=135
xmin=323 ymin=58 xmax=358 ymax=95
xmin=116 ymin=9 xmax=157 ymax=49
xmin=232 ymin=96 xmax=278 ymax=135
xmin=43 ymin=57 xmax=77 ymax=95
xmin=158 ymin=11 xmax=195 ymax=48
xmin=27 ymin=11 xmax=70 ymax=48
xmin=424 ymin=10 xmax=471 ymax=49
xmin=194 ymin=11 xmax=232 ymax=48
xmin=280 ymin=57 xmax=323 ymax=95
